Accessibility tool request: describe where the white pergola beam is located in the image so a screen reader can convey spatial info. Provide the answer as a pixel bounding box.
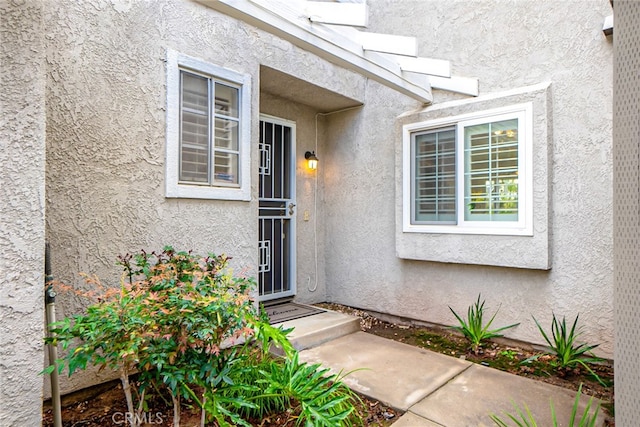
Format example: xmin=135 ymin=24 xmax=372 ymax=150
xmin=603 ymin=14 xmax=613 ymax=36
xmin=200 ymin=0 xmax=432 ymax=103
xmin=359 ymin=32 xmax=417 ymax=56
xmin=306 ymin=1 xmax=368 ymax=27
xmin=429 ymin=75 xmax=479 ymax=96
xmin=381 ymin=54 xmax=451 ymax=78
xmin=401 ymin=71 xmax=430 ymax=90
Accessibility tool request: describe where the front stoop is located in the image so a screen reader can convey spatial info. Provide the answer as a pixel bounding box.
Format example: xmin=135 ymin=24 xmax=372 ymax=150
xmin=273 ymin=309 xmax=361 ymax=351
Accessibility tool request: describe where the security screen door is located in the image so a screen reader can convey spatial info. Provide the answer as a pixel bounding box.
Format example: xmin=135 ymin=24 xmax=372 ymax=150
xmin=258 ymin=117 xmax=296 ymax=301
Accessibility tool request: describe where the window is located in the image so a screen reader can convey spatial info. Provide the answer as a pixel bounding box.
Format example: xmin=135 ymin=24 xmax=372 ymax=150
xmin=403 ymin=103 xmax=532 ymax=235
xmin=412 ymin=127 xmax=456 ymax=223
xmin=166 ymin=50 xmax=251 ymax=200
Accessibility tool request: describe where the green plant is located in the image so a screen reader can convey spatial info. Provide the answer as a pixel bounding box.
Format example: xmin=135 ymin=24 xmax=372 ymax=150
xmin=44 ymin=274 xmax=153 ymax=425
xmin=500 ymin=349 xmax=518 ymax=360
xmin=256 ymin=352 xmax=361 ymax=427
xmin=449 ymin=294 xmax=520 ymax=354
xmin=529 ymin=314 xmax=606 ymax=386
xmin=490 ymin=384 xmax=601 ymax=427
xmin=44 ymin=247 xmax=359 ymax=427
xmin=210 ymin=317 xmax=362 ymax=427
xmin=46 ymin=247 xmax=263 ymax=426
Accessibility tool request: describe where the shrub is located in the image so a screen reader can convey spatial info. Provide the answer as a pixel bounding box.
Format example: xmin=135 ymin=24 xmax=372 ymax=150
xmin=45 ymin=247 xmax=358 ymax=427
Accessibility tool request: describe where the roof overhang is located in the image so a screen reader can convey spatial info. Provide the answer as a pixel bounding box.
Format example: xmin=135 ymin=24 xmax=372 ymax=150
xmin=260 ymin=65 xmax=363 ymax=113
xmin=196 ymin=0 xmax=434 ymax=104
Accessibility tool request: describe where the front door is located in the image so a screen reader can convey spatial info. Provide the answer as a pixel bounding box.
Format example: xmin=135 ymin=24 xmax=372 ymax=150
xmin=258 ymin=116 xmax=296 ymax=301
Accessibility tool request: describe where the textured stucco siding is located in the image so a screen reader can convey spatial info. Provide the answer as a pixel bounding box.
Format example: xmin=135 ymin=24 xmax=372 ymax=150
xmin=43 ymin=0 xmax=366 ymax=394
xmin=326 ymin=0 xmax=614 ymax=357
xmin=38 ymin=0 xmax=615 ymax=403
xmin=0 ymin=0 xmax=47 ymax=424
xmin=613 ymin=0 xmax=640 ymax=422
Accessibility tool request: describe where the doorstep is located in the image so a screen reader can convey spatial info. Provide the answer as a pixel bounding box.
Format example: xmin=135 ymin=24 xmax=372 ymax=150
xmin=272 ymin=307 xmax=361 ymax=351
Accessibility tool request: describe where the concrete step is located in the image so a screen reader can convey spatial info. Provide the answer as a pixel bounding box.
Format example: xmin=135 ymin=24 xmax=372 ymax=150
xmin=273 ymin=307 xmax=361 ymax=351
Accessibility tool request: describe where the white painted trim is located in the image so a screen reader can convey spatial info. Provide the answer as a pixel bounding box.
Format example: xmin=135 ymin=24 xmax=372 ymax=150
xmin=398 ymin=82 xmax=551 ymax=118
xmin=384 ymin=54 xmax=451 ymax=78
xmin=306 ymin=1 xmax=368 ymax=27
xmin=258 ymin=114 xmax=297 ymax=301
xmin=198 ymin=0 xmax=432 ymax=103
xmin=165 ymin=49 xmax=252 ymax=201
xmin=402 ymin=103 xmax=534 ymax=236
xmin=359 ymin=32 xmax=417 ymax=56
xmin=429 ymin=75 xmax=479 ymax=96
xmin=603 ymin=14 xmax=613 ymax=36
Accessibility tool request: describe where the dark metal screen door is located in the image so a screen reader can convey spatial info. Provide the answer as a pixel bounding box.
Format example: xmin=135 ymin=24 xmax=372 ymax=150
xmin=258 ymin=117 xmax=296 ymax=301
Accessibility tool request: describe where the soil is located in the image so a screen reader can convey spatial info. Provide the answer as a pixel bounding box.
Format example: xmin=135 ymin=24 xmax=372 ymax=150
xmin=42 ymin=303 xmax=614 ymax=426
xmin=42 ymin=371 xmax=398 ymax=427
xmin=42 ymin=380 xmax=401 ymax=427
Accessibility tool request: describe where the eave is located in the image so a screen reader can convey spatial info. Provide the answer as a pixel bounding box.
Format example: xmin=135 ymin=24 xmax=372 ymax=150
xmin=196 ymin=0 xmax=434 ymax=104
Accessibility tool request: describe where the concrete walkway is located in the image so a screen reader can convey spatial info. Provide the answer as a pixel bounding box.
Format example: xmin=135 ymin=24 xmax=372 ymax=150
xmin=296 ymin=331 xmax=606 ymax=426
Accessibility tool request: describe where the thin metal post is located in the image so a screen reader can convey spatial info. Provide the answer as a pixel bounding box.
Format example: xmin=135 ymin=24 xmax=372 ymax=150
xmin=45 ymin=243 xmax=62 ymax=427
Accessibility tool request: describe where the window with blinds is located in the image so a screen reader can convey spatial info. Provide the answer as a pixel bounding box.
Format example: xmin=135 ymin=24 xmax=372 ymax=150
xmin=464 ymin=119 xmax=519 ymax=221
xmin=404 ymin=103 xmax=530 ymax=233
xmin=412 ymin=127 xmax=456 ymax=223
xmin=179 ymin=71 xmax=240 ymax=186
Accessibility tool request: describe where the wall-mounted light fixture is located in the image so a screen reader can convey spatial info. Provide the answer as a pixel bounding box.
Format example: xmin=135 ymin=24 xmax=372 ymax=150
xmin=305 ymin=151 xmax=319 ymax=170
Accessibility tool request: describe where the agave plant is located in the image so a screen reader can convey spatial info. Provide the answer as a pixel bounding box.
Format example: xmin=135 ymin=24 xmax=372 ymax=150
xmin=529 ymin=314 xmax=606 ymax=386
xmin=449 ymin=294 xmax=520 ymax=354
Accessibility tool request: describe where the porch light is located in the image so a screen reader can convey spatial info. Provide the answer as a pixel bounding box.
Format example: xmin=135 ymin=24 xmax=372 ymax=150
xmin=305 ymin=151 xmax=318 ymax=170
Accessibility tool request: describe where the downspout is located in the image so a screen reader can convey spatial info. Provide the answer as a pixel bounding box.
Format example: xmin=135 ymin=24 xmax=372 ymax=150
xmin=45 ymin=242 xmax=62 ymax=427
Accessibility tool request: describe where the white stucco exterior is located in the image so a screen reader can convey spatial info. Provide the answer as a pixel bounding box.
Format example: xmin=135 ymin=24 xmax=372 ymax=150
xmin=324 ymin=0 xmax=614 ymax=357
xmin=0 ymin=0 xmax=47 ymax=424
xmin=1 ymin=0 xmax=622 ymax=420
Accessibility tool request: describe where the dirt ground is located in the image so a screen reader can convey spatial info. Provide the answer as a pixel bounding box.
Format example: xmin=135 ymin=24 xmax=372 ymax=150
xmin=42 ymin=362 xmax=402 ymax=427
xmin=43 ymin=368 xmax=398 ymax=427
xmin=43 ymin=303 xmax=614 ymax=426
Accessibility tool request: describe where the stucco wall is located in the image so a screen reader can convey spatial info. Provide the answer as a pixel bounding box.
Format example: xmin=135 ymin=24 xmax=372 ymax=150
xmin=325 ymin=0 xmax=614 ymax=357
xmin=43 ymin=0 xmax=367 ymax=394
xmin=40 ymin=0 xmax=616 ymax=403
xmin=0 ymin=0 xmax=46 ymax=424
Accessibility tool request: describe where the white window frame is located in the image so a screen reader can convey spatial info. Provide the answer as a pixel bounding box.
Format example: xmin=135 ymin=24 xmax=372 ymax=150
xmin=166 ymin=49 xmax=252 ymax=201
xmin=403 ymin=103 xmax=533 ymax=236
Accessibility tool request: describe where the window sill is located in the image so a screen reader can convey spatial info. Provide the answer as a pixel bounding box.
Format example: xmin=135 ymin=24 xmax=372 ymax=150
xmin=166 ymin=183 xmax=251 ymax=201
xmin=403 ymin=223 xmax=533 ymax=237
xmin=396 ymin=230 xmax=550 ymax=270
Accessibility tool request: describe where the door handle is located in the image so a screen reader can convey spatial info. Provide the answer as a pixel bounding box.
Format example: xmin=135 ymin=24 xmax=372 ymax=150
xmin=289 ymin=203 xmax=296 ymax=215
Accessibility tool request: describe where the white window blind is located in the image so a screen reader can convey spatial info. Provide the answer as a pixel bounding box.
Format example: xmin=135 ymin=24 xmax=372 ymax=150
xmin=412 ymin=127 xmax=456 ymax=223
xmin=463 ymin=118 xmax=519 ymax=222
xmin=180 ymin=72 xmax=209 ymax=183
xmin=179 ymin=72 xmax=241 ymax=186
